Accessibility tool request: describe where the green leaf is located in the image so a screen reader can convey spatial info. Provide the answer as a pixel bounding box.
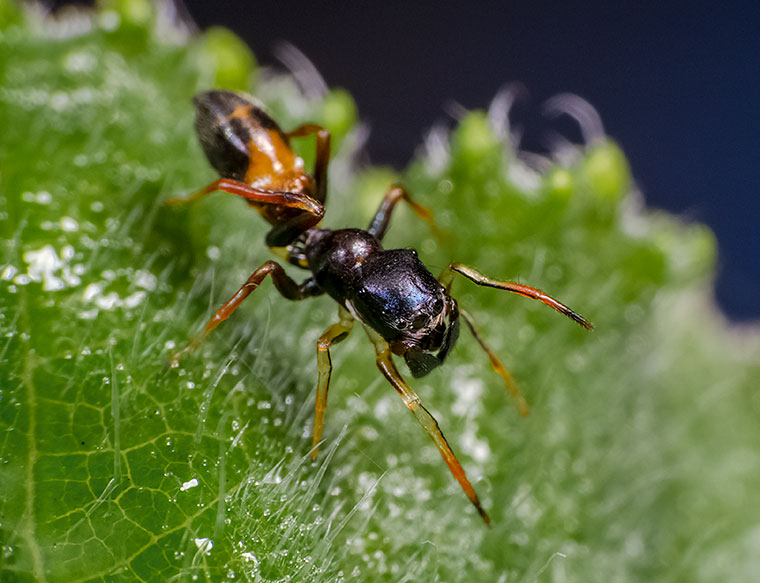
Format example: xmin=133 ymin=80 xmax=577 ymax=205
xmin=2 ymin=3 xmax=759 ymax=582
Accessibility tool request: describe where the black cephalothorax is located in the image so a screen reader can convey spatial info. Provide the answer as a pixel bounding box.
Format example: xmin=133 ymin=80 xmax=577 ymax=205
xmin=168 ymin=90 xmax=593 ymax=525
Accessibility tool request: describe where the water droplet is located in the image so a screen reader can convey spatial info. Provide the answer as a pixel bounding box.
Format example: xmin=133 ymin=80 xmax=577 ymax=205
xmin=134 ymin=269 xmax=157 ymax=291
xmin=1 ymin=265 xmax=18 ymax=280
xmin=99 ymin=11 xmax=120 ymax=31
xmin=64 ymin=50 xmax=97 ymax=73
xmin=50 ymin=92 xmax=70 ymax=111
xmin=60 ymin=216 xmax=78 ymax=232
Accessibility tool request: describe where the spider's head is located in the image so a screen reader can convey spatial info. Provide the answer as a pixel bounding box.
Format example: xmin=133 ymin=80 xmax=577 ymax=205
xmin=395 ymin=293 xmax=461 ymax=378
xmin=350 ymin=248 xmax=462 ymax=378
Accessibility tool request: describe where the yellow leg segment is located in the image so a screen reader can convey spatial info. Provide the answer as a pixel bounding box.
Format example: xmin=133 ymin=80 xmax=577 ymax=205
xmin=312 ymin=307 xmax=354 ymax=459
xmin=460 ymin=308 xmax=529 ymax=416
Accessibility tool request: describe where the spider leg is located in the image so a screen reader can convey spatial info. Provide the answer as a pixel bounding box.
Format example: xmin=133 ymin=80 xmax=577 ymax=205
xmin=366 ymin=327 xmax=491 ymax=526
xmin=165 ymin=178 xmax=324 ymax=219
xmin=312 ymin=306 xmax=354 ymax=459
xmin=460 ymin=307 xmax=529 ymax=416
xmin=286 ymin=123 xmax=331 ymax=204
xmin=169 ymin=260 xmax=319 ymax=365
xmin=440 ymin=262 xmax=593 ymax=330
xmin=367 ymin=184 xmax=436 ymax=241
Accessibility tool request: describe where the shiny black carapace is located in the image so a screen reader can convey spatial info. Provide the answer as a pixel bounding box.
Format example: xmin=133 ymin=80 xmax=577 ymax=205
xmin=168 ymin=90 xmax=593 ymax=525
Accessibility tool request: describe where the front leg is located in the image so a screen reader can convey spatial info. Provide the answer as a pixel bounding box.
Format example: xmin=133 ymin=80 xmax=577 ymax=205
xmin=438 ymin=263 xmax=593 ymax=415
xmin=440 ymin=262 xmax=594 ymax=330
xmin=366 ymin=328 xmax=491 ymax=525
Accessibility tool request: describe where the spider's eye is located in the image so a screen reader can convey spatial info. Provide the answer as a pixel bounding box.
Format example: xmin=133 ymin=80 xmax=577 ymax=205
xmin=432 ymin=298 xmax=444 ymax=314
xmin=412 ymin=314 xmax=427 ymax=330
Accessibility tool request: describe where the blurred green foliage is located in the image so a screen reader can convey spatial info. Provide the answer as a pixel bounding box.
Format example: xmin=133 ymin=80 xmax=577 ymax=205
xmin=1 ymin=1 xmax=759 ymax=581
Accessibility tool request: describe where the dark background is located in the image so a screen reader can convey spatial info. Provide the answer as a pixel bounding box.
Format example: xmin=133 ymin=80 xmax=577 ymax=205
xmin=58 ymin=1 xmax=760 ymax=321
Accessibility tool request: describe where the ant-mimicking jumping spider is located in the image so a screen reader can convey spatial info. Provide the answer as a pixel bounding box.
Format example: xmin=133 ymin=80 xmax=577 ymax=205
xmin=167 ymin=90 xmax=593 ymax=525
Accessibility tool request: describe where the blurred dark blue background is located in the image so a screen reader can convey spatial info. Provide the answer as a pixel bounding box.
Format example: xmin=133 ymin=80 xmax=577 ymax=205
xmin=60 ymin=1 xmax=760 ymax=320
xmin=179 ymin=1 xmax=759 ymax=322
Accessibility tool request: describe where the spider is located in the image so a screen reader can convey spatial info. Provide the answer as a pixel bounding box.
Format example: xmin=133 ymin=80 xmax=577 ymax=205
xmin=167 ymin=90 xmax=593 ymax=525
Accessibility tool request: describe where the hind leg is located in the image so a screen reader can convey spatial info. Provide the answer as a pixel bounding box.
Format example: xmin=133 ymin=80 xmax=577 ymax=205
xmin=170 ymin=260 xmax=319 ymax=365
